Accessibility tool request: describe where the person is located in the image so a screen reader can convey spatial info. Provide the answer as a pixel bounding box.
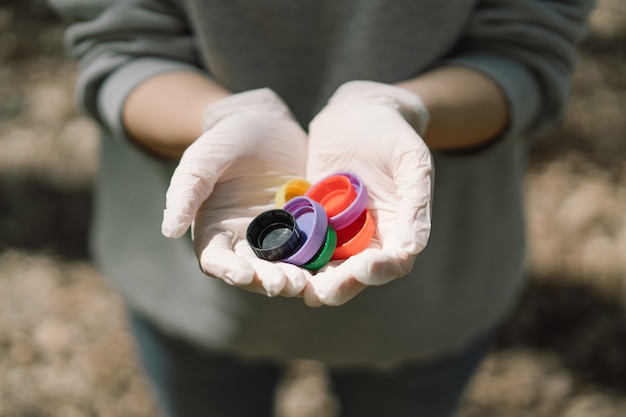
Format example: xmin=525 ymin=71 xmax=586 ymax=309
xmin=49 ymin=0 xmax=595 ymax=416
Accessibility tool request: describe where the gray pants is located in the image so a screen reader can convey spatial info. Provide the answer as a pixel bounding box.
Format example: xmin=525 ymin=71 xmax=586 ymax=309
xmin=129 ymin=310 xmax=489 ymax=417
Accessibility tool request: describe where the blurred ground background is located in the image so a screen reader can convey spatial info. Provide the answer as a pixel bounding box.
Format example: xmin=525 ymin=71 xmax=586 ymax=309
xmin=1 ymin=1 xmax=625 ymax=416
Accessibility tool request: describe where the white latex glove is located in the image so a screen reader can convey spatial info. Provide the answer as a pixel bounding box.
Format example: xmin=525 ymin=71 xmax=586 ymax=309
xmin=303 ymin=80 xmax=434 ymax=306
xmin=161 ymin=88 xmax=311 ymax=297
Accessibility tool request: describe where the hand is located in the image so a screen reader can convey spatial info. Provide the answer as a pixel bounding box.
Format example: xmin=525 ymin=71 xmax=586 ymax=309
xmin=161 ymin=88 xmax=311 ymax=297
xmin=303 ymin=80 xmax=434 ymax=306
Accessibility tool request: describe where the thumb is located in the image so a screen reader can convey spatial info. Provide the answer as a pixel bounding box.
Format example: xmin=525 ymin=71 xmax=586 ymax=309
xmin=161 ymin=135 xmax=223 ymax=238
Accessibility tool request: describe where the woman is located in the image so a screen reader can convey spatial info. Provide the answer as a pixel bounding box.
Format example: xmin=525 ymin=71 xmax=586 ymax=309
xmin=50 ymin=1 xmax=594 ymax=416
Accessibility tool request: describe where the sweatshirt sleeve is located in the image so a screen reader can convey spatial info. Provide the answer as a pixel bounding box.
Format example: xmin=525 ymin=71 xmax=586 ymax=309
xmin=49 ymin=0 xmax=205 ymax=137
xmin=444 ymin=0 xmax=595 ymax=138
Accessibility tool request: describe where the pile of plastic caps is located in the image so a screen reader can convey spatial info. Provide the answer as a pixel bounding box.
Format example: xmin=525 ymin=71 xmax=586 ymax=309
xmin=246 ymin=172 xmax=375 ymax=270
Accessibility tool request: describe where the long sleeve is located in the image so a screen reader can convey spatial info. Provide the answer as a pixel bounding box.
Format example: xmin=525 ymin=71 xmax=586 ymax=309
xmin=444 ymin=0 xmax=595 ymax=137
xmin=50 ymin=0 xmax=204 ymax=137
xmin=44 ymin=0 xmax=599 ymax=367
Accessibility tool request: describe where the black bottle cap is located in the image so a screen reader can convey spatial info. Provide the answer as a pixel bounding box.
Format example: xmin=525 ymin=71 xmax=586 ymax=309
xmin=246 ymin=209 xmax=304 ymax=261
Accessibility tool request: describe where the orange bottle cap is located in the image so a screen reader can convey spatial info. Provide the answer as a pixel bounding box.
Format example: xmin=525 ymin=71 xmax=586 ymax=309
xmin=306 ymin=174 xmax=357 ymax=217
xmin=331 ymin=209 xmax=375 ymax=260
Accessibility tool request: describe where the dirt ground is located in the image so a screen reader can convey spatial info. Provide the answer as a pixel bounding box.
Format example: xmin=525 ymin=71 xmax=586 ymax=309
xmin=1 ymin=1 xmax=625 ymax=416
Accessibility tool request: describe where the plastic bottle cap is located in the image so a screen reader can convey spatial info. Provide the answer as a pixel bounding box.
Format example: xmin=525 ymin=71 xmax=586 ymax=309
xmin=302 ymin=225 xmax=337 ymax=270
xmin=282 ymin=196 xmax=329 ymax=266
xmin=307 ymin=172 xmax=368 ymax=230
xmin=275 ymin=178 xmax=311 ymax=208
xmin=305 ymin=174 xmax=356 ymax=217
xmin=332 ymin=209 xmax=375 ymax=260
xmin=246 ymin=209 xmax=303 ymax=261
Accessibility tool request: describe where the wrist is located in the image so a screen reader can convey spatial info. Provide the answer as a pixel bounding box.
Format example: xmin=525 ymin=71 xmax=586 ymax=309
xmin=202 ymin=88 xmax=297 ymax=132
xmin=122 ymin=70 xmax=230 ymax=159
xmin=396 ymin=66 xmax=509 ymax=150
xmin=330 ymin=80 xmax=430 ymax=135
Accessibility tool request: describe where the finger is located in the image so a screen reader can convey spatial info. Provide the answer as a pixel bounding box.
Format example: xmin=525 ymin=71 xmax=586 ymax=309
xmin=302 ymin=281 xmax=324 ymax=307
xmin=161 ymin=135 xmax=223 ymax=238
xmin=304 ymin=247 xmax=413 ymax=306
xmin=305 ymin=268 xmax=367 ymax=307
xmin=328 ymin=247 xmax=414 ymax=286
xmin=201 ymin=234 xmax=295 ymax=297
xmin=302 ymin=250 xmax=385 ymax=307
xmin=393 ymin=141 xmax=434 ymax=254
xmin=197 ymin=231 xmax=256 ymax=286
xmin=277 ymin=262 xmax=310 ymax=297
xmin=245 ymin=256 xmax=288 ymax=297
xmin=233 ymin=240 xmax=309 ymax=298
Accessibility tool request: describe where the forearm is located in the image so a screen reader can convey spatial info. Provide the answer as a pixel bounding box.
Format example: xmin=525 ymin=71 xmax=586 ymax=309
xmin=396 ymin=65 xmax=509 ymax=151
xmin=121 ymin=66 xmax=508 ymax=158
xmin=122 ymin=71 xmax=231 ymax=159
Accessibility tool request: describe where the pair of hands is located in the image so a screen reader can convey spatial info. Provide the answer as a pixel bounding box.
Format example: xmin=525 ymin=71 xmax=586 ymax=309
xmin=161 ymin=81 xmax=434 ymax=307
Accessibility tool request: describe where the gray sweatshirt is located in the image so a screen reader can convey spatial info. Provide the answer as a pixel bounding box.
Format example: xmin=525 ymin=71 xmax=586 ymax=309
xmin=50 ymin=0 xmax=593 ymax=367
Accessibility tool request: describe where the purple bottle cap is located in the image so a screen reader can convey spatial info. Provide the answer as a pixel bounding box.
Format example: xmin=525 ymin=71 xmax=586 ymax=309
xmin=282 ymin=196 xmax=328 ymax=266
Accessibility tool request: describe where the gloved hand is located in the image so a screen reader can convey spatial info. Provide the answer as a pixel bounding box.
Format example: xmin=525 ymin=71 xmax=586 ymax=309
xmin=303 ymin=80 xmax=434 ymax=306
xmin=161 ymin=88 xmax=311 ymax=297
